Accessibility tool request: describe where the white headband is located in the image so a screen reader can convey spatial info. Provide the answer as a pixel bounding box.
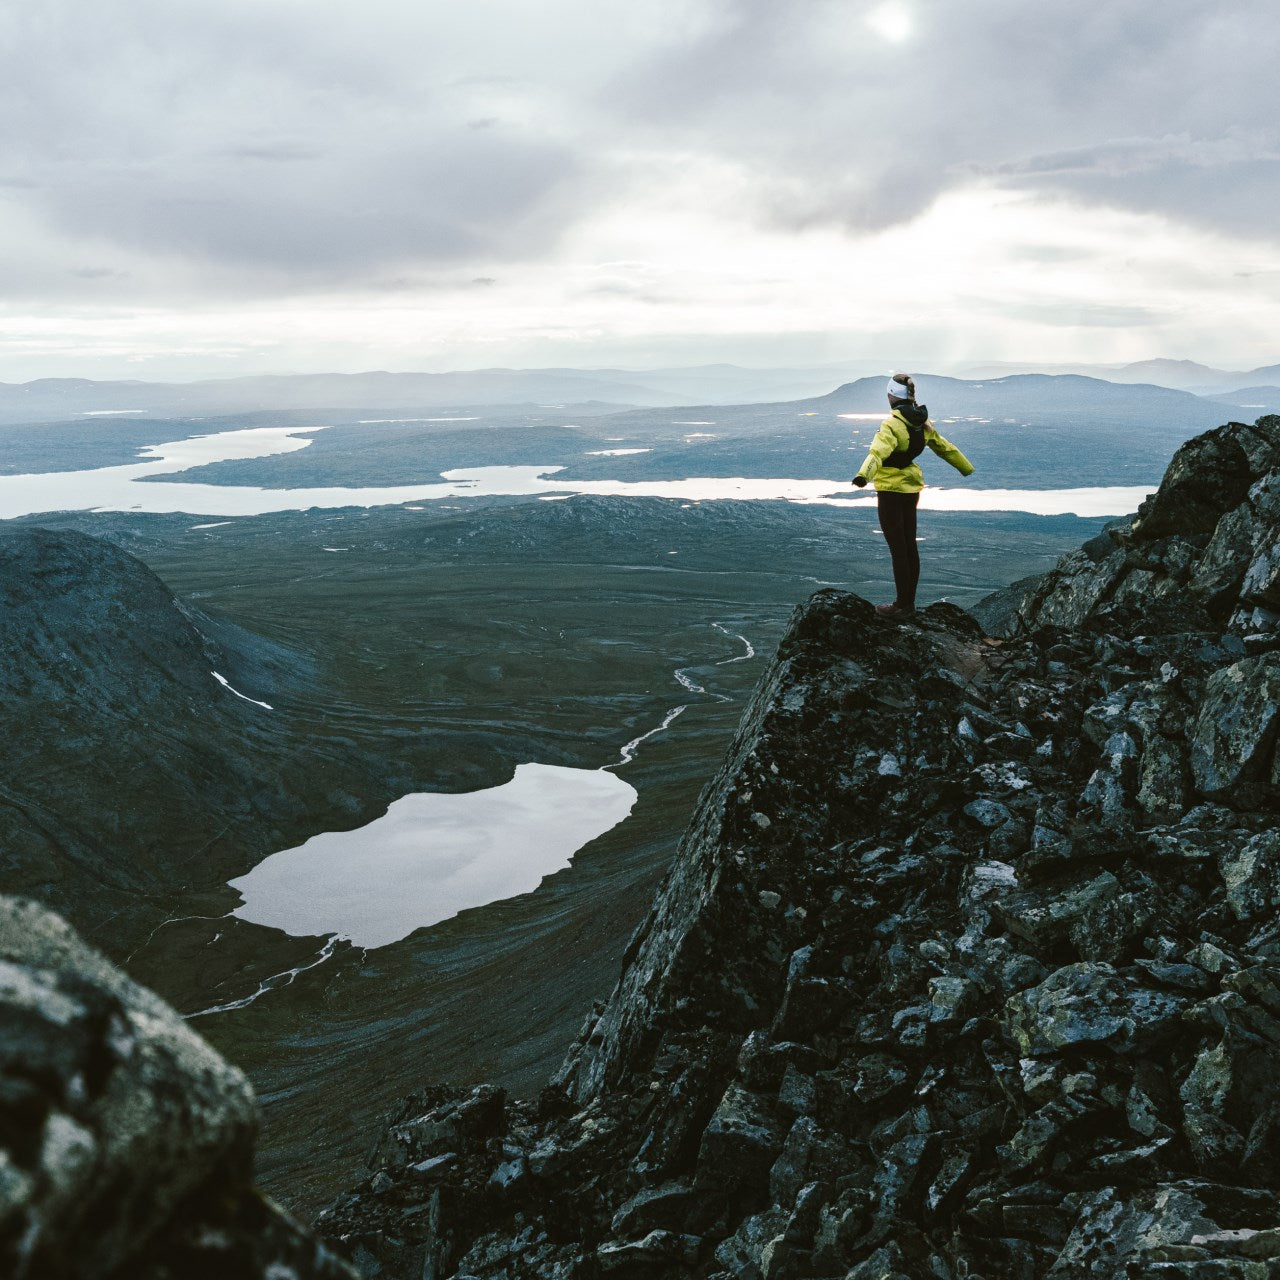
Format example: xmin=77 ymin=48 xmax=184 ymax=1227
xmin=886 ymin=379 xmax=913 ymax=400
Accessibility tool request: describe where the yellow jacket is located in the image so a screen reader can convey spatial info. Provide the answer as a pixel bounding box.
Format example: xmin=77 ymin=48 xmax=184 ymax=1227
xmin=855 ymin=409 xmax=975 ymax=493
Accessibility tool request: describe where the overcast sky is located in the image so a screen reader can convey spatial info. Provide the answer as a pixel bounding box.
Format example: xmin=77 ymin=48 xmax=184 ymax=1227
xmin=2 ymin=0 xmax=1278 ymax=380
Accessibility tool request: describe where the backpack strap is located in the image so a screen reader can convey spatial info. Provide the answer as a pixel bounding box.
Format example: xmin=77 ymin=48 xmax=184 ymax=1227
xmin=883 ymin=421 xmax=926 ymax=469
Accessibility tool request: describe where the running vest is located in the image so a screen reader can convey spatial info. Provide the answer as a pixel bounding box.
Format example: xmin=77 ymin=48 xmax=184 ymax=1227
xmin=884 ymin=421 xmax=926 ymax=469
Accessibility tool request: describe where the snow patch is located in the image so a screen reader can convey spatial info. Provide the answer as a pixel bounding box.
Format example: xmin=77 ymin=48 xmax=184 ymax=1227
xmin=211 ymin=671 xmax=273 ymax=710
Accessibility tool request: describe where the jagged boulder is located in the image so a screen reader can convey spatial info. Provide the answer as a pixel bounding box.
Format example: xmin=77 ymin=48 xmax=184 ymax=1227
xmin=1130 ymin=424 xmax=1258 ymax=540
xmin=1190 ymin=657 xmax=1280 ymax=801
xmin=1017 ymin=415 xmax=1280 ymax=634
xmin=1239 ymin=474 xmax=1280 ymax=611
xmin=0 ymin=895 xmax=356 ymax=1280
xmin=1004 ymin=962 xmax=1185 ymax=1056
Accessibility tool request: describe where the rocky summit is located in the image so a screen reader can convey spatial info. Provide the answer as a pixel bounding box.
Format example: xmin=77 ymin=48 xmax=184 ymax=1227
xmin=314 ymin=416 xmax=1280 ymax=1279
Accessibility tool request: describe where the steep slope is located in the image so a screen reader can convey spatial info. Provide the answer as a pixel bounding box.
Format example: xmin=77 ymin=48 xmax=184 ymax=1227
xmin=318 ymin=415 xmax=1280 ymax=1279
xmin=1 ymin=526 xmax=277 ymax=932
xmin=0 ymin=525 xmax=392 ymax=959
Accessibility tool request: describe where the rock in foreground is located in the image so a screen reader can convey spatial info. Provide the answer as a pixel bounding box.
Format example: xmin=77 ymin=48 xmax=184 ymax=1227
xmin=319 ymin=416 xmax=1280 ymax=1279
xmin=0 ymin=895 xmax=357 ymax=1280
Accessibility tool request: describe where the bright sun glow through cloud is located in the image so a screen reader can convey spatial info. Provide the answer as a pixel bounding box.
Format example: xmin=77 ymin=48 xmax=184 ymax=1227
xmin=865 ymin=3 xmax=913 ymax=42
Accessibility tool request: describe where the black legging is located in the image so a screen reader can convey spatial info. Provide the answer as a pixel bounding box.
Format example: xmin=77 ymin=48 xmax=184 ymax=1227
xmin=877 ymin=490 xmax=920 ymax=609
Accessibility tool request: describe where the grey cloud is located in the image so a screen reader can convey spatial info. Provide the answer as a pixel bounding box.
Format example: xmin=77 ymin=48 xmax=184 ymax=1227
xmin=2 ymin=0 xmax=1278 ymax=306
xmin=0 ymin=2 xmax=596 ymax=293
xmin=36 ymin=130 xmax=581 ymax=279
xmin=969 ymin=298 xmax=1166 ymax=327
xmin=220 ymin=144 xmax=324 ymax=164
xmin=604 ymin=0 xmax=1280 ymax=237
xmin=1000 ymin=135 xmax=1280 ymax=180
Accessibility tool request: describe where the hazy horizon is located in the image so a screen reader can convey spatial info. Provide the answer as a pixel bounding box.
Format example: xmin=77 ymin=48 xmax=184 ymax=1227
xmin=1 ymin=355 xmax=1276 ymax=390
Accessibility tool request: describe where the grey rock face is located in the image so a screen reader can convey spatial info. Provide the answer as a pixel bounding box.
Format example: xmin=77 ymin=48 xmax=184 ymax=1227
xmin=1218 ymin=832 xmax=1280 ymax=922
xmin=566 ymin=594 xmax=990 ymax=1102
xmin=695 ymin=1083 xmax=784 ymax=1203
xmin=0 ymin=895 xmax=356 ymax=1280
xmin=1004 ymin=962 xmax=1185 ymax=1056
xmin=0 ymin=896 xmax=255 ymax=1278
xmin=1190 ymin=657 xmax=1280 ymax=801
xmin=1133 ymin=426 xmax=1257 ymax=540
xmin=1019 ymin=545 xmax=1129 ymax=630
xmin=1014 ymin=415 xmax=1280 ymax=635
xmin=1186 ymin=504 xmax=1259 ymax=608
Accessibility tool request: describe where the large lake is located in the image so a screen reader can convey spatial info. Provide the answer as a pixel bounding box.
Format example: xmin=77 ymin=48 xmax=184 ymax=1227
xmin=0 ymin=424 xmax=1153 ymax=519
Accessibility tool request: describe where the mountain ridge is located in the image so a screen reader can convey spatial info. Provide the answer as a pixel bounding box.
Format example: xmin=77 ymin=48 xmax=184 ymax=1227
xmin=313 ymin=413 xmax=1280 ymax=1278
xmin=0 ymin=365 xmax=871 ymax=423
xmin=0 ymin=364 xmax=1268 ymax=426
xmin=960 ymin=358 xmax=1280 ymax=393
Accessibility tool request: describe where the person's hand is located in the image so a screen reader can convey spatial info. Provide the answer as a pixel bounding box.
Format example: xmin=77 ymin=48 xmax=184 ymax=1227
xmin=853 ymin=475 xmax=867 ymax=488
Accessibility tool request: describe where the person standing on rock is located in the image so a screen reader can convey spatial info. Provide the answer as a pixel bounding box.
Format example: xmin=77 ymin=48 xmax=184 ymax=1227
xmin=853 ymin=372 xmax=975 ymax=618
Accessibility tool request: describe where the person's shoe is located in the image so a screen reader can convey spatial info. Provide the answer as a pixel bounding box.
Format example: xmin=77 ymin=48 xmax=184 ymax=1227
xmin=875 ymin=602 xmax=915 ymax=618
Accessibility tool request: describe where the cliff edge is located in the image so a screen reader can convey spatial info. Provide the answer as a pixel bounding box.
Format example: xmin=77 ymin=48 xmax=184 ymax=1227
xmin=318 ymin=415 xmax=1280 ymax=1279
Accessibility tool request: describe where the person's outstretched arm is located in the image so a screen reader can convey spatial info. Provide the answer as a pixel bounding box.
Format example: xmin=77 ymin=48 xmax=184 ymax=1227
xmin=926 ymin=429 xmax=975 ymax=476
xmin=853 ymin=418 xmax=900 ymax=487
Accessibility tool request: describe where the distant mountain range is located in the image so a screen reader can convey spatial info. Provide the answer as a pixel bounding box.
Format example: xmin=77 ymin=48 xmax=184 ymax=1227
xmin=1206 ymin=385 xmax=1280 ymax=414
xmin=0 ymin=361 xmax=1276 ymax=428
xmin=807 ymin=373 xmax=1232 ymax=421
xmin=0 ymin=364 xmax=864 ymax=424
xmin=882 ymin=371 xmax=1280 ymax=425
xmin=959 ymin=357 xmax=1280 ymax=396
